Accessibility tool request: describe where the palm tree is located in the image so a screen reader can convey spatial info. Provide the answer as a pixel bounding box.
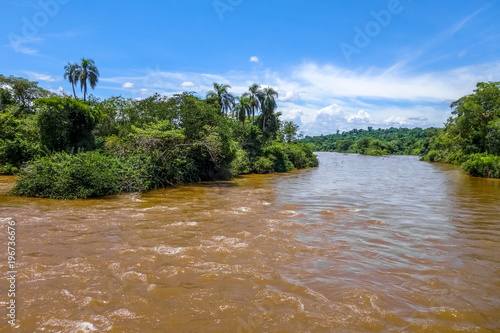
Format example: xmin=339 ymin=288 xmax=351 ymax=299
xmin=242 ymin=83 xmax=262 ymax=123
xmin=78 ymin=58 xmax=99 ymax=101
xmin=234 ymin=96 xmax=252 ymax=124
xmin=63 ymin=62 xmax=81 ymax=98
xmin=259 ymin=87 xmax=279 ymax=131
xmin=206 ymin=82 xmax=235 ymax=116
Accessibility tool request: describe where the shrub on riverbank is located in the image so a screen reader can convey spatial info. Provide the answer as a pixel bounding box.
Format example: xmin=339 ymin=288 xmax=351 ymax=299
xmin=461 ymin=154 xmax=500 ymax=178
xmin=10 ymin=152 xmax=121 ymax=199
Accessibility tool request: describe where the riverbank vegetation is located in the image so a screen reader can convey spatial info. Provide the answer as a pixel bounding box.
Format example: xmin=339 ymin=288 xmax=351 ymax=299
xmin=1 ymin=72 xmax=317 ymax=199
xmin=301 ymin=127 xmax=436 ymax=156
xmin=420 ymin=82 xmax=500 ymax=178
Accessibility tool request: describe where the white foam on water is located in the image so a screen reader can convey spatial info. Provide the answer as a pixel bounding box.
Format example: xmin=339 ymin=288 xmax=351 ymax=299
xmin=170 ymin=221 xmax=198 ymax=227
xmin=153 ymin=245 xmax=186 ymax=255
xmin=42 ymin=319 xmax=97 ymax=332
xmin=121 ymin=271 xmax=147 ymax=282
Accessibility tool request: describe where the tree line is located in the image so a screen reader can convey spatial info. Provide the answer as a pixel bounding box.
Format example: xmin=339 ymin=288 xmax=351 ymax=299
xmin=301 ymin=127 xmax=435 ymax=156
xmin=0 ymin=66 xmax=318 ymax=199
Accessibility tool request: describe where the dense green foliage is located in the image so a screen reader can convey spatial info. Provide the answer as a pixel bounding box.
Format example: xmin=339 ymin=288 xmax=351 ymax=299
xmin=421 ymin=82 xmax=500 ymax=178
xmin=36 ymin=97 xmax=99 ymax=152
xmin=11 ymin=152 xmax=121 ymax=199
xmin=2 ymin=74 xmax=318 ymax=199
xmin=0 ymin=75 xmax=54 ymax=173
xmin=301 ymin=127 xmax=435 ymax=156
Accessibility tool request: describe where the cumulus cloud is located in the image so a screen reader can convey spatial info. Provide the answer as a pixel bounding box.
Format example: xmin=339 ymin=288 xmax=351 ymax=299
xmin=123 ymin=82 xmax=134 ymax=88
xmin=347 ymin=110 xmax=370 ymax=123
xmin=278 ymin=90 xmax=300 ymax=102
xmin=250 ymin=56 xmax=259 ymax=62
xmin=181 ymin=81 xmax=195 ymax=87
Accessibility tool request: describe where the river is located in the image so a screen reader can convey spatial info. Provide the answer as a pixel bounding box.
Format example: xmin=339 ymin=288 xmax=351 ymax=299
xmin=1 ymin=152 xmax=500 ymax=332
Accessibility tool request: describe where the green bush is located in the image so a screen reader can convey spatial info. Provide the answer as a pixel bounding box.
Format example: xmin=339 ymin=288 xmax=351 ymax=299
xmin=2 ymin=164 xmax=18 ymax=175
xmin=286 ymin=143 xmax=318 ymax=168
xmin=0 ymin=137 xmax=42 ymax=171
xmin=253 ymin=157 xmax=274 ymax=174
xmin=365 ymin=147 xmax=386 ymax=156
xmin=230 ymin=148 xmax=251 ymax=175
xmin=285 ymin=144 xmax=308 ymax=169
xmin=263 ymin=143 xmax=294 ymax=172
xmin=10 ymin=152 xmax=121 ymax=199
xmin=422 ymin=150 xmax=446 ymax=162
xmin=116 ymin=154 xmax=155 ymax=193
xmin=461 ymin=153 xmax=500 ymax=178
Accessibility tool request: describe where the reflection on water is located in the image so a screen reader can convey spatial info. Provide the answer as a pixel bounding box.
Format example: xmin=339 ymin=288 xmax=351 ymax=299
xmin=1 ymin=153 xmax=500 ymax=332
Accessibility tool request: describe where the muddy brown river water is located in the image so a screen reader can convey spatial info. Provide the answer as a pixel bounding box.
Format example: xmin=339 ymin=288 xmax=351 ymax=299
xmin=1 ymin=153 xmax=500 ymax=332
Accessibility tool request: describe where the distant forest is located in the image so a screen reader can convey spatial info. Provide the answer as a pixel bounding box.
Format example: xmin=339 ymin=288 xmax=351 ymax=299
xmin=300 ymin=127 xmax=438 ymax=156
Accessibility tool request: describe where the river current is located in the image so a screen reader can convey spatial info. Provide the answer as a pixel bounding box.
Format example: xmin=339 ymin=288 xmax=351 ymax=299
xmin=1 ymin=153 xmax=500 ymax=332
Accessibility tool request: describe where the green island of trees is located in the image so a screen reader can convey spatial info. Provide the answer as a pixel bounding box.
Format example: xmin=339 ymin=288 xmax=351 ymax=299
xmin=301 ymin=81 xmax=500 ymax=179
xmin=0 ymin=65 xmax=318 ymax=199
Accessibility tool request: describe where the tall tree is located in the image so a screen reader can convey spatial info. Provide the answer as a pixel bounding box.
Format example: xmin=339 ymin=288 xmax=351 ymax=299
xmin=206 ymin=82 xmax=235 ymax=116
xmin=234 ymin=96 xmax=252 ymax=124
xmin=259 ymin=87 xmax=278 ymax=131
xmin=78 ymin=58 xmax=100 ymax=102
xmin=242 ymin=83 xmax=262 ymax=123
xmin=63 ymin=62 xmax=81 ymax=99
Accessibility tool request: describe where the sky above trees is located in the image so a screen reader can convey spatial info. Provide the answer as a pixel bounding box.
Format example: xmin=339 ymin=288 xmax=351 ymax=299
xmin=1 ymin=0 xmax=499 ymax=135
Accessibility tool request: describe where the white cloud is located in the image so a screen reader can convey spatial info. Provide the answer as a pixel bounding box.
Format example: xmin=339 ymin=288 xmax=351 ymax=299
xmin=291 ymin=62 xmax=483 ymax=102
xmin=347 ymin=110 xmax=370 ymax=123
xmin=122 ymin=82 xmax=134 ymax=88
xmin=24 ymin=71 xmax=56 ymax=82
xmin=250 ymin=56 xmax=259 ymax=62
xmin=278 ymin=90 xmax=300 ymax=102
xmin=181 ymin=81 xmax=195 ymax=87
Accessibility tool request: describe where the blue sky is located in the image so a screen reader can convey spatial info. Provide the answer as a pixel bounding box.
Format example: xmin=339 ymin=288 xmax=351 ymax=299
xmin=1 ymin=0 xmax=499 ymax=135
